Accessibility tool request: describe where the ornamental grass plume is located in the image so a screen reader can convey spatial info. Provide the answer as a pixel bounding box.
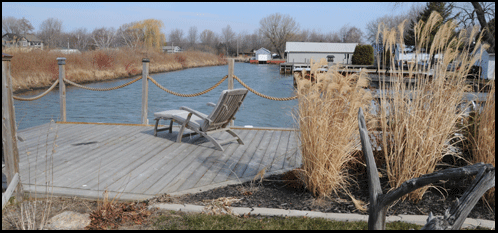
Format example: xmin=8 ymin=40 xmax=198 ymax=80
xmin=376 ymin=11 xmax=490 ymax=202
xmin=463 ymin=80 xmax=495 ymax=206
xmin=294 ymin=58 xmax=373 ymax=198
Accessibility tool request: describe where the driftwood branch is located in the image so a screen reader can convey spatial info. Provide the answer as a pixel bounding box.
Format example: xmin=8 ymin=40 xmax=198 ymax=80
xmin=357 ymin=107 xmax=495 ymax=230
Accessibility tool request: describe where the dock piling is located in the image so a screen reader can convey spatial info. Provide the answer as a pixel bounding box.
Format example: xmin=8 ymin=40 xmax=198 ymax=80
xmin=2 ymin=53 xmax=23 ymax=204
xmin=57 ymin=57 xmax=66 ymax=122
xmin=141 ymin=58 xmax=150 ymax=125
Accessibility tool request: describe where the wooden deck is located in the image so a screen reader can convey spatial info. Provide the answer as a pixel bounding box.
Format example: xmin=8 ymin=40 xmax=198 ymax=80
xmin=14 ymin=122 xmax=302 ymax=201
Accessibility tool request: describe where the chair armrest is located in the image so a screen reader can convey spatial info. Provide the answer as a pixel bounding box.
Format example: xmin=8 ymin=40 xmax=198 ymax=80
xmin=206 ymin=102 xmax=216 ymax=107
xmin=179 ymin=106 xmax=211 ymax=123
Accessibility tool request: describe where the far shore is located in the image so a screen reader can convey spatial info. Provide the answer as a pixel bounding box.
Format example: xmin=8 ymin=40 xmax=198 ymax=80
xmin=12 ymin=61 xmax=227 ymax=95
xmin=3 ymin=48 xmax=228 ymax=94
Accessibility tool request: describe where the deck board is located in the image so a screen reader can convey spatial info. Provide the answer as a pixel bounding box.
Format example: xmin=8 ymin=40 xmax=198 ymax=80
xmin=183 ymin=130 xmax=252 ymax=190
xmin=240 ymin=130 xmax=274 ymax=178
xmin=268 ymin=130 xmax=291 ymax=171
xmin=210 ymin=130 xmax=259 ymax=184
xmin=228 ymin=130 xmax=266 ymax=180
xmin=15 ymin=122 xmax=301 ymax=201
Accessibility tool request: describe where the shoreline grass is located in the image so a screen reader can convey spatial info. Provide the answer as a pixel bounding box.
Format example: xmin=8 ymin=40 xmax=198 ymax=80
xmin=2 ymin=47 xmax=227 ymax=94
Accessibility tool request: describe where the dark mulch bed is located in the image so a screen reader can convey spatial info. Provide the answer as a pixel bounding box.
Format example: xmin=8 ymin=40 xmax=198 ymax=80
xmin=148 ymin=165 xmax=495 ymax=222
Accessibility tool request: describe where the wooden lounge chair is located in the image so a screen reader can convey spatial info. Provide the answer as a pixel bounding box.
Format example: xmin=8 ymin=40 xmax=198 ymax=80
xmin=153 ymin=88 xmax=248 ymax=151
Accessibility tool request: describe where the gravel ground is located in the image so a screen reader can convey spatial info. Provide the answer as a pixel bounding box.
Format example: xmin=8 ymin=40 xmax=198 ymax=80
xmin=148 ymin=169 xmax=495 ymax=221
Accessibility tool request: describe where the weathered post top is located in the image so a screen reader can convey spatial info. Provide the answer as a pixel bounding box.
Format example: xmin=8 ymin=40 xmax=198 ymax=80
xmin=142 ymin=58 xmax=150 ymax=63
xmin=2 ymin=53 xmax=13 ymax=61
xmin=57 ymin=57 xmax=66 ymax=65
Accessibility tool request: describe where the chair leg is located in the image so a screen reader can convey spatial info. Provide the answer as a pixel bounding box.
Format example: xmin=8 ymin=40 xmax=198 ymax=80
xmin=177 ymin=113 xmax=192 ymax=143
xmin=154 ymin=118 xmax=160 ymax=136
xmin=226 ymin=129 xmax=244 ymax=145
xmin=202 ymin=132 xmax=224 ymax=152
xmin=169 ymin=120 xmax=173 ymax=133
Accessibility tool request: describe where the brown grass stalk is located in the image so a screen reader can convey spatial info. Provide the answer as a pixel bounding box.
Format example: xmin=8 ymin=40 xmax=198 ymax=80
xmin=464 ymin=81 xmax=495 ymax=206
xmin=376 ymin=11 xmax=490 ymax=202
xmin=294 ymin=58 xmax=373 ymax=198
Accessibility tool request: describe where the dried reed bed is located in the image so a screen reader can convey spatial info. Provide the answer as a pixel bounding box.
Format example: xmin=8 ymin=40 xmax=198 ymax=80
xmin=4 ymin=48 xmax=226 ymax=93
xmin=376 ymin=12 xmax=490 ymax=202
xmin=294 ymin=58 xmax=373 ymax=198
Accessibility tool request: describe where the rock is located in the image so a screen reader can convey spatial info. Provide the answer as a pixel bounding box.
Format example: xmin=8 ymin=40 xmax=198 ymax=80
xmin=45 ymin=211 xmax=91 ymax=230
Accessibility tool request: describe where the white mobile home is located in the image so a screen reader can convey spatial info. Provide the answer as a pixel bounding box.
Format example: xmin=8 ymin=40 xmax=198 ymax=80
xmin=285 ymin=42 xmax=358 ymax=64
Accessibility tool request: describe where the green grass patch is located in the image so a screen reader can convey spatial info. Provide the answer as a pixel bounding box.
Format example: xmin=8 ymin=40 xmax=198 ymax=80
xmin=152 ymin=211 xmax=423 ymax=230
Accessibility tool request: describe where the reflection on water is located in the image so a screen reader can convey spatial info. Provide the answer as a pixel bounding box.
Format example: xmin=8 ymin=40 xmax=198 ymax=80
xmin=14 ymin=63 xmax=298 ymax=130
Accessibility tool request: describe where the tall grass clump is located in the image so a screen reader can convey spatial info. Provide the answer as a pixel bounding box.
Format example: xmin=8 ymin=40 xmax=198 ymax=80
xmin=294 ymin=58 xmax=373 ymax=198
xmin=376 ymin=11 xmax=490 ymax=202
xmin=463 ymin=81 xmax=495 ymax=205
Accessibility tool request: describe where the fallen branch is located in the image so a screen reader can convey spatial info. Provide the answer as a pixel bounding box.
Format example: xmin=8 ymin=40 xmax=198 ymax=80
xmin=357 ymin=107 xmax=495 ymax=230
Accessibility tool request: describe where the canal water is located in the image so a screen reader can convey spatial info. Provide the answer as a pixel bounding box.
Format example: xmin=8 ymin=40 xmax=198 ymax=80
xmin=13 ymin=62 xmax=298 ymax=130
xmin=12 ymin=62 xmax=489 ymax=131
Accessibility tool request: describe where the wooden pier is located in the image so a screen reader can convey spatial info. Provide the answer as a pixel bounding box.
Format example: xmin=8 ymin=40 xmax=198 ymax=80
xmin=15 ymin=122 xmax=301 ymax=201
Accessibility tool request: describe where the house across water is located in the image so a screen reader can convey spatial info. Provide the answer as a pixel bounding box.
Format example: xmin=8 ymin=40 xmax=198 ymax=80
xmin=280 ymin=42 xmax=358 ymax=73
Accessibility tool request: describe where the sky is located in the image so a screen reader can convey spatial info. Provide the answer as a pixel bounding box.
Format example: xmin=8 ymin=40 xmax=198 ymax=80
xmin=2 ymin=2 xmax=420 ymax=40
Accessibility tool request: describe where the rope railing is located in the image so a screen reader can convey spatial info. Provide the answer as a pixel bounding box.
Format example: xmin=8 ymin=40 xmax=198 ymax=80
xmin=148 ymin=75 xmax=228 ymax=97
xmin=63 ymin=76 xmax=142 ymax=91
xmin=12 ymin=79 xmax=59 ymax=101
xmin=233 ymin=75 xmax=298 ymax=101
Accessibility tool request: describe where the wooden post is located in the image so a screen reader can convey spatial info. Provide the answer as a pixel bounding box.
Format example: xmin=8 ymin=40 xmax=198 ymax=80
xmin=228 ymin=58 xmax=234 ymax=90
xmin=227 ymin=59 xmax=235 ymax=126
xmin=57 ymin=57 xmax=66 ymax=122
xmin=2 ymin=53 xmax=23 ymax=203
xmin=141 ymin=58 xmax=150 ymax=125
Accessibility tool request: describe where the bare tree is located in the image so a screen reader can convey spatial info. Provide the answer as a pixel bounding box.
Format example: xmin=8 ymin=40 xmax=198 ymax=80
xmin=326 ymin=31 xmax=342 ymax=42
xmin=259 ymin=13 xmax=300 ymax=58
xmin=199 ymin=29 xmax=216 ymax=47
xmin=187 ymin=26 xmax=198 ymax=49
xmin=469 ymin=2 xmax=495 ymax=52
xmin=70 ymin=27 xmax=91 ymax=51
xmin=2 ymin=16 xmax=20 ymax=34
xmin=454 ymin=2 xmax=494 ymax=28
xmin=168 ymin=28 xmax=184 ymax=48
xmin=394 ymin=2 xmax=495 ymax=52
xmin=366 ymin=14 xmax=413 ymax=44
xmin=39 ymin=17 xmax=63 ymax=49
xmin=18 ymin=17 xmax=34 ymax=37
xmin=221 ymin=24 xmax=236 ymax=56
xmin=116 ymin=21 xmax=144 ymax=48
xmin=250 ymin=29 xmax=267 ymax=50
xmin=91 ymin=27 xmax=116 ymax=49
xmin=339 ymin=24 xmax=363 ymax=43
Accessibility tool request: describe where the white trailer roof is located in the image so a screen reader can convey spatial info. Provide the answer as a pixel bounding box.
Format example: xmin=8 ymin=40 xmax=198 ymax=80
xmin=285 ymin=42 xmax=358 ymax=53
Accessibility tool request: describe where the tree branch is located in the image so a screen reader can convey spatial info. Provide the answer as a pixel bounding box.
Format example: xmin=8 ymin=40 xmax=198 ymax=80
xmin=358 ymin=107 xmax=495 ymax=230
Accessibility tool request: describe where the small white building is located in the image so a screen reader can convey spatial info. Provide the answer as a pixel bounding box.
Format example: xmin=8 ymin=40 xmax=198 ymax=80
xmin=163 ymin=45 xmax=182 ymax=53
xmin=255 ymin=47 xmax=272 ymax=61
xmin=474 ymin=46 xmax=494 ymax=80
xmin=49 ymin=48 xmax=81 ymax=54
xmin=488 ymin=53 xmax=495 ymax=80
xmin=285 ymin=42 xmax=358 ymax=64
